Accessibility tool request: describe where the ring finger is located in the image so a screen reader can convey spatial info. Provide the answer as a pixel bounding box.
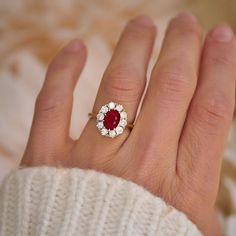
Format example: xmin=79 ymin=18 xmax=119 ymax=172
xmin=76 ymin=16 xmax=156 ymax=166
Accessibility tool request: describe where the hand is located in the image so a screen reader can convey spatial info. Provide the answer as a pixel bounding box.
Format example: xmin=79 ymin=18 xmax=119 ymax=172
xmin=21 ymin=13 xmax=236 ymax=235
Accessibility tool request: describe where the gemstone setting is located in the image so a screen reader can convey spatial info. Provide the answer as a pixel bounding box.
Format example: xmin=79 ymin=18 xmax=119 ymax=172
xmin=104 ymin=109 xmax=120 ymax=130
xmin=96 ymin=101 xmax=128 ymax=138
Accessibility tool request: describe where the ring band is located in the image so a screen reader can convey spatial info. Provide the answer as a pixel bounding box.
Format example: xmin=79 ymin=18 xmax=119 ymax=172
xmin=88 ymin=101 xmax=134 ymax=138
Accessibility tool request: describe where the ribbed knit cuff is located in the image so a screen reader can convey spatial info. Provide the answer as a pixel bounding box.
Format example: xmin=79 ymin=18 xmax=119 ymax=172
xmin=0 ymin=167 xmax=202 ymax=236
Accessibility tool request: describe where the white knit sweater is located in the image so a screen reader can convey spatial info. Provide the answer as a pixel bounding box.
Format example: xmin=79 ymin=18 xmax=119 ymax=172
xmin=0 ymin=167 xmax=202 ymax=236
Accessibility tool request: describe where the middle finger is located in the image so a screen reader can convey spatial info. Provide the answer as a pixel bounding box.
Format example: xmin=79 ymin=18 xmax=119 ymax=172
xmin=132 ymin=13 xmax=202 ymax=171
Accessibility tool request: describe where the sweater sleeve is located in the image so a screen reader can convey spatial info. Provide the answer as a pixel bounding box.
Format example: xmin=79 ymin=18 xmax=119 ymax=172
xmin=0 ymin=167 xmax=202 ymax=236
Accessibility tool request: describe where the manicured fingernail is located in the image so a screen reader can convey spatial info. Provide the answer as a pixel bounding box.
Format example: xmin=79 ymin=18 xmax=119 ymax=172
xmin=210 ymin=25 xmax=233 ymax=42
xmin=64 ymin=39 xmax=83 ymax=52
xmin=132 ymin=15 xmax=154 ymax=27
xmin=174 ymin=12 xmax=197 ymax=23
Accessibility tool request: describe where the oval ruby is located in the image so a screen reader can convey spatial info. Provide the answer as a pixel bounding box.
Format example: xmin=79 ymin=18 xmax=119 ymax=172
xmin=103 ymin=109 xmax=120 ymax=130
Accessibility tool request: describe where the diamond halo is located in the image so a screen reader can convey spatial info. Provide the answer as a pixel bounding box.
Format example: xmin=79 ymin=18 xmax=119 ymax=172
xmin=96 ymin=101 xmax=128 ymax=138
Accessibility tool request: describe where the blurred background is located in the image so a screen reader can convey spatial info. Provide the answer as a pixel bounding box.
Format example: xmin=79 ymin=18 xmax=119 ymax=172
xmin=1 ymin=0 xmax=236 ymax=234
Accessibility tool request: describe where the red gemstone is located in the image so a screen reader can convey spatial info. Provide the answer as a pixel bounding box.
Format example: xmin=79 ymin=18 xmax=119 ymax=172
xmin=103 ymin=109 xmax=120 ymax=130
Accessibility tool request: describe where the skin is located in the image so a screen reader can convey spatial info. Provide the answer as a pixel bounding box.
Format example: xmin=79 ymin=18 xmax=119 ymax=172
xmin=21 ymin=12 xmax=236 ymax=235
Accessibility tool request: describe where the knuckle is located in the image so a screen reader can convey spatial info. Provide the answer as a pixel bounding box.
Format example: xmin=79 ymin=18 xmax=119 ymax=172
xmin=103 ymin=69 xmax=144 ymax=102
xmin=47 ymin=60 xmax=72 ymax=78
xmin=35 ymin=93 xmax=58 ymax=114
xmin=207 ymin=54 xmax=231 ymax=67
xmin=203 ymin=46 xmax=233 ymax=68
xmin=35 ymin=91 xmax=68 ymax=115
xmin=157 ymin=66 xmax=195 ymax=98
xmin=192 ymin=95 xmax=234 ymax=130
xmin=47 ymin=52 xmax=81 ymax=78
xmin=48 ymin=57 xmax=68 ymax=73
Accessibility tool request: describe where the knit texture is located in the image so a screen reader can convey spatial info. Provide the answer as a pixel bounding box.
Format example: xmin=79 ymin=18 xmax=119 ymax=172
xmin=0 ymin=167 xmax=202 ymax=236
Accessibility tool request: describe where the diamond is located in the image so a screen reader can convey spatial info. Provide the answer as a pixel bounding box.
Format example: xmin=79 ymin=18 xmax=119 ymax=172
xmin=97 ymin=122 xmax=103 ymax=129
xmin=101 ymin=106 xmax=109 ymax=113
xmin=97 ymin=113 xmax=104 ymax=121
xmin=115 ymin=126 xmax=123 ymax=135
xmin=119 ymin=119 xmax=127 ymax=127
xmin=115 ymin=104 xmax=123 ymax=112
xmin=101 ymin=128 xmax=108 ymax=136
xmin=120 ymin=111 xmax=127 ymax=119
xmin=108 ymin=102 xmax=115 ymax=109
xmin=109 ymin=130 xmax=116 ymax=138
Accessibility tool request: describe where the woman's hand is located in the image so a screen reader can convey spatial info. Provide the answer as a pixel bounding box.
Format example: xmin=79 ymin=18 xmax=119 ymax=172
xmin=21 ymin=13 xmax=236 ymax=235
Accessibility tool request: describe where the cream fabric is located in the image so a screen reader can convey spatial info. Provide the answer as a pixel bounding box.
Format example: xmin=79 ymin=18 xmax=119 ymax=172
xmin=0 ymin=167 xmax=202 ymax=236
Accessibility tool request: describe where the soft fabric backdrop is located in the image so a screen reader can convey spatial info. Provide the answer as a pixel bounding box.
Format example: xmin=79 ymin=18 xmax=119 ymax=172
xmin=1 ymin=0 xmax=236 ymax=235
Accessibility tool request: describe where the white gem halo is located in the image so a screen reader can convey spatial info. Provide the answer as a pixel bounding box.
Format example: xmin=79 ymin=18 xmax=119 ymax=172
xmin=96 ymin=101 xmax=128 ymax=138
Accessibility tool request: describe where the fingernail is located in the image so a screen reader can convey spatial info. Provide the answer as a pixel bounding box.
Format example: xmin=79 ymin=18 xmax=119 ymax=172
xmin=174 ymin=12 xmax=197 ymax=23
xmin=210 ymin=25 xmax=233 ymax=42
xmin=132 ymin=15 xmax=154 ymax=27
xmin=64 ymin=39 xmax=83 ymax=52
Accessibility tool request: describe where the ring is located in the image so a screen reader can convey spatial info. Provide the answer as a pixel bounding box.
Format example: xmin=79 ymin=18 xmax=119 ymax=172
xmin=88 ymin=101 xmax=134 ymax=138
